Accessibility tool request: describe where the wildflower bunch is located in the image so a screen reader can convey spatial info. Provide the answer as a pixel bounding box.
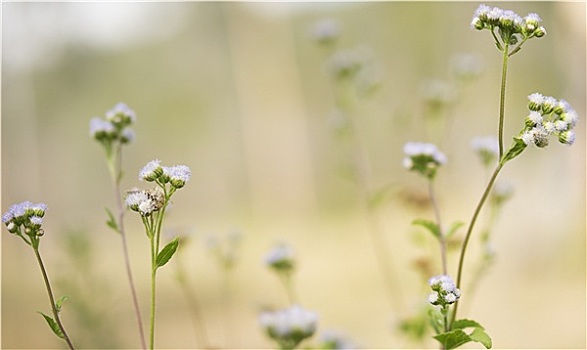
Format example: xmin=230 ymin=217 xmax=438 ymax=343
xmin=260 ymin=305 xmax=318 ymax=350
xmin=3 ymin=202 xmax=75 ymax=349
xmin=521 ymin=93 xmax=578 ymax=147
xmin=2 ymin=201 xmax=48 ymax=247
xmin=402 ymin=142 xmax=447 ymax=180
xmin=428 ymin=275 xmax=461 ymax=308
xmin=126 ymin=159 xmax=191 ymax=349
xmin=90 ymin=102 xmax=136 ymax=146
xmin=471 ymin=4 xmax=546 ymax=51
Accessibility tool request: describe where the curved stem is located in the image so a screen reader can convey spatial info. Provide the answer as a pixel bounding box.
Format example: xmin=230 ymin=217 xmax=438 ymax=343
xmin=451 ymin=163 xmax=503 ymax=326
xmin=34 ymin=248 xmax=75 ymax=350
xmin=428 ymin=181 xmax=447 ymax=275
xmin=498 ymin=43 xmax=509 ymax=159
xmin=110 ymin=144 xmax=147 ymax=350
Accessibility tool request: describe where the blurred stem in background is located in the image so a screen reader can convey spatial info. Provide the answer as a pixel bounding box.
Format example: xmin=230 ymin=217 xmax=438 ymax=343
xmin=316 ymin=35 xmax=405 ymax=315
xmin=173 ymin=237 xmax=211 ymax=349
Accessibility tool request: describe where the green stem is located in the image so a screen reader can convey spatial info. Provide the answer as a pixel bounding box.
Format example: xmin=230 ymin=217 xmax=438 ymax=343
xmin=110 ymin=143 xmax=147 ymax=350
xmin=451 ymin=162 xmax=503 ymax=327
xmin=428 ymin=181 xmax=447 ymax=275
xmin=498 ymin=42 xmax=509 ymax=159
xmin=33 ymin=247 xmax=75 ymax=350
xmin=150 ymin=235 xmax=157 ymax=350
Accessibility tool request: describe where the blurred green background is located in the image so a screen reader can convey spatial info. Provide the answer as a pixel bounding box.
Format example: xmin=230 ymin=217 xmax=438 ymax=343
xmin=2 ymin=2 xmax=585 ymax=349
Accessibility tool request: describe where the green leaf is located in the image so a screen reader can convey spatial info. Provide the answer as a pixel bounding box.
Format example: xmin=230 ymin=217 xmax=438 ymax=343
xmin=434 ymin=329 xmax=472 ymax=350
xmin=155 ymin=237 xmax=179 ymax=269
xmin=55 ymin=295 xmax=69 ymax=312
xmin=105 ymin=208 xmax=120 ymax=234
xmin=452 ymin=318 xmax=484 ymax=330
xmin=446 ymin=221 xmax=464 ymax=238
xmin=470 ymin=327 xmax=492 ymax=349
xmin=412 ymin=219 xmax=441 ymax=240
xmin=38 ymin=312 xmax=65 ymax=339
xmin=501 ymin=137 xmax=527 ymax=164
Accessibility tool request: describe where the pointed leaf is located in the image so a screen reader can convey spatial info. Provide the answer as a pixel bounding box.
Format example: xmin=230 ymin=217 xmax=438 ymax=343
xmin=105 ymin=208 xmax=120 ymax=234
xmin=470 ymin=327 xmax=492 ymax=349
xmin=501 ymin=137 xmax=527 ymax=164
xmin=412 ymin=219 xmax=441 ymax=240
xmin=434 ymin=329 xmax=472 ymax=350
xmin=38 ymin=312 xmax=65 ymax=339
xmin=55 ymin=295 xmax=69 ymax=312
xmin=155 ymin=237 xmax=179 ymax=269
xmin=446 ymin=221 xmax=464 ymax=238
xmin=452 ymin=318 xmax=484 ymax=330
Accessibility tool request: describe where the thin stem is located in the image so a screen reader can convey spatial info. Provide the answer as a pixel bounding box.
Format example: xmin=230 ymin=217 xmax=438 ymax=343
xmin=109 ymin=144 xmax=147 ymax=350
xmin=498 ymin=42 xmax=509 ymax=159
xmin=33 ymin=248 xmax=75 ymax=350
xmin=451 ymin=162 xmax=503 ymax=326
xmin=279 ymin=272 xmax=298 ymax=305
xmin=150 ymin=234 xmax=157 ymax=350
xmin=428 ymin=181 xmax=447 ymax=275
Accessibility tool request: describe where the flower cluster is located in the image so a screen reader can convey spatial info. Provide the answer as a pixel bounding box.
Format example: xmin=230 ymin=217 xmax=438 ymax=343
xmin=260 ymin=305 xmax=318 ymax=349
xmin=471 ymin=4 xmax=546 ymax=45
xmin=265 ymin=243 xmax=296 ymax=274
xmin=90 ymin=102 xmax=136 ymax=144
xmin=471 ymin=136 xmax=499 ymax=167
xmin=519 ymin=93 xmax=578 ymax=148
xmin=139 ymin=159 xmax=192 ymax=189
xmin=2 ymin=201 xmax=48 ymax=245
xmin=403 ymin=142 xmax=447 ymax=180
xmin=125 ymin=188 xmax=165 ymax=217
xmin=427 ymin=275 xmax=461 ymax=308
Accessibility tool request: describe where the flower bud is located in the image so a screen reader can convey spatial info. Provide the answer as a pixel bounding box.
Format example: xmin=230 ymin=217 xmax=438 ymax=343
xmin=558 ymin=130 xmax=576 ymax=146
xmin=534 ymin=26 xmax=546 ymax=37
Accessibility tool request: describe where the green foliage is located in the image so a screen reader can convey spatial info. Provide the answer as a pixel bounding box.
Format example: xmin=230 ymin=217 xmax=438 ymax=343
xmin=38 ymin=311 xmax=65 ymax=339
xmin=105 ymin=208 xmax=120 ymax=234
xmin=433 ymin=319 xmax=492 ymax=349
xmin=55 ymin=295 xmax=69 ymax=312
xmin=501 ymin=137 xmax=526 ymax=164
xmin=156 ymin=237 xmax=179 ymax=269
xmin=412 ymin=219 xmax=441 ymax=240
xmin=445 ymin=221 xmax=464 ymax=238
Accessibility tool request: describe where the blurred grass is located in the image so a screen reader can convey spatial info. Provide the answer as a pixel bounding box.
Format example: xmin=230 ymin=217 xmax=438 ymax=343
xmin=2 ymin=2 xmax=585 ymax=349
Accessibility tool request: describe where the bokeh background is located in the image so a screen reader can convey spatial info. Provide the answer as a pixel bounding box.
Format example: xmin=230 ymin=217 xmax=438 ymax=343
xmin=2 ymin=2 xmax=585 ymax=349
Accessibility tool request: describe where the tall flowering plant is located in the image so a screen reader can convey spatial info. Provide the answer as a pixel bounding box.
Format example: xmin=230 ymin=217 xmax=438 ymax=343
xmin=404 ymin=5 xmax=579 ymax=349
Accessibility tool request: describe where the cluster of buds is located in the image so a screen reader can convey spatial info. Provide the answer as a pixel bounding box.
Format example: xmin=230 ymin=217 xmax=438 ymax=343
xmin=427 ymin=275 xmax=461 ymax=308
xmin=403 ymin=142 xmax=447 ymax=180
xmin=89 ymin=102 xmax=136 ymax=144
xmin=2 ymin=201 xmax=48 ymax=246
xmin=471 ymin=136 xmax=499 ymax=167
xmin=139 ymin=159 xmax=192 ymax=189
xmin=260 ymin=304 xmax=318 ymax=349
xmin=519 ymin=93 xmax=578 ymax=148
xmin=265 ymin=243 xmax=295 ymax=274
xmin=125 ymin=188 xmax=165 ymax=217
xmin=471 ymin=4 xmax=546 ymax=45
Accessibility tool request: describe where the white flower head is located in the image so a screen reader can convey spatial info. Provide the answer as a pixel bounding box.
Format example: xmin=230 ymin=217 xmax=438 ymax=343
xmin=403 ymin=142 xmax=447 ymax=179
xmin=89 ymin=117 xmax=115 ymax=138
xmin=524 ymin=12 xmax=542 ymax=31
xmin=311 ymin=18 xmax=340 ymax=44
xmin=558 ymin=130 xmax=576 ymax=146
xmin=106 ymin=102 xmax=136 ymax=125
xmin=471 ymin=136 xmax=499 ymax=160
xmin=265 ymin=243 xmax=295 ymax=272
xmin=163 ymin=165 xmax=192 ymax=189
xmin=260 ymin=305 xmax=318 ymax=341
xmin=528 ymin=92 xmax=545 ymax=111
xmin=428 ymin=274 xmax=461 ymax=306
xmin=139 ymin=159 xmax=163 ymax=182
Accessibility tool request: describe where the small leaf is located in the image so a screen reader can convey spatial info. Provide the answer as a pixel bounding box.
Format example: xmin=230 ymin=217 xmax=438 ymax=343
xmin=452 ymin=318 xmax=484 ymax=330
xmin=501 ymin=137 xmax=527 ymax=164
xmin=105 ymin=208 xmax=120 ymax=234
xmin=446 ymin=221 xmax=464 ymax=238
xmin=38 ymin=312 xmax=65 ymax=339
xmin=55 ymin=295 xmax=69 ymax=312
xmin=156 ymin=237 xmax=179 ymax=268
xmin=412 ymin=219 xmax=441 ymax=240
xmin=470 ymin=327 xmax=492 ymax=349
xmin=434 ymin=329 xmax=472 ymax=350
